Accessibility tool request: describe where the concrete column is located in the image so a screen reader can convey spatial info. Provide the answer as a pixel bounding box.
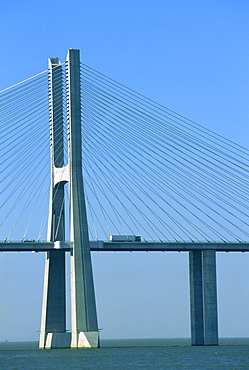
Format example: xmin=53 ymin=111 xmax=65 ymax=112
xmin=67 ymin=49 xmax=99 ymax=348
xmin=39 ymin=59 xmax=69 ymax=349
xmin=203 ymin=250 xmax=219 ymax=345
xmin=189 ymin=251 xmax=204 ymax=345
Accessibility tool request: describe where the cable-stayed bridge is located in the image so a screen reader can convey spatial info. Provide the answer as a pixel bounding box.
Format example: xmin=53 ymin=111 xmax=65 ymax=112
xmin=1 ymin=49 xmax=249 ymax=348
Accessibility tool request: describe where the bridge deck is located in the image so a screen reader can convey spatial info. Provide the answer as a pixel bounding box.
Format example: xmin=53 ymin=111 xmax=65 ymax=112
xmin=0 ymin=241 xmax=249 ymax=252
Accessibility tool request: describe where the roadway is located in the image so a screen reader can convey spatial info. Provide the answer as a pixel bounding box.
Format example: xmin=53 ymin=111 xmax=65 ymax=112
xmin=0 ymin=241 xmax=249 ymax=252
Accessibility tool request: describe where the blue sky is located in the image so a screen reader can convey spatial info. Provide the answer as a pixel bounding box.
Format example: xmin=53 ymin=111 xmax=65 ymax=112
xmin=1 ymin=0 xmax=249 ymax=341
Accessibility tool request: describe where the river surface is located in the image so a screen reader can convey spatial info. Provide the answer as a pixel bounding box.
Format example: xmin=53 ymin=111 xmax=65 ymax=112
xmin=0 ymin=338 xmax=248 ymax=369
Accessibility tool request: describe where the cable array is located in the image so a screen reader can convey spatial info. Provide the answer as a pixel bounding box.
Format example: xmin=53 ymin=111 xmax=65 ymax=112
xmin=1 ymin=61 xmax=248 ymax=243
xmin=80 ymin=63 xmax=249 ymax=242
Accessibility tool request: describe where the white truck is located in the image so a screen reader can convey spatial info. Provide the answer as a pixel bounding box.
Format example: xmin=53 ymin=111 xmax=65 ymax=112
xmin=109 ymin=235 xmax=141 ymax=242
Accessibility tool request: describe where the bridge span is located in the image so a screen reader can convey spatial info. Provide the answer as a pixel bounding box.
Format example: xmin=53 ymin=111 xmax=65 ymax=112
xmin=1 ymin=48 xmax=248 ymax=349
xmin=0 ymin=239 xmax=247 ymax=348
xmin=1 ymin=241 xmax=249 ymax=252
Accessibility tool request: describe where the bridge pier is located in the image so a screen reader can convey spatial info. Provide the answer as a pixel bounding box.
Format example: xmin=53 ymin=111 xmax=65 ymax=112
xmin=189 ymin=251 xmax=204 ymax=345
xmin=203 ymin=250 xmax=219 ymax=345
xmin=189 ymin=250 xmax=218 ymax=346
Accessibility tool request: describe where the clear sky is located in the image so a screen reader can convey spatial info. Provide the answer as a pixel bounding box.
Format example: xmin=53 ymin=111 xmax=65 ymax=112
xmin=0 ymin=0 xmax=249 ymax=341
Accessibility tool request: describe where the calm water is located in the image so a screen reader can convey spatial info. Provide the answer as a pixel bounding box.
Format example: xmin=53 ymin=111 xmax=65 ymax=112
xmin=0 ymin=338 xmax=249 ymax=369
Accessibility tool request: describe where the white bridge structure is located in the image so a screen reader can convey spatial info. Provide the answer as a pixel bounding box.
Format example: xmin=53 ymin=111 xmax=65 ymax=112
xmin=1 ymin=49 xmax=249 ymax=348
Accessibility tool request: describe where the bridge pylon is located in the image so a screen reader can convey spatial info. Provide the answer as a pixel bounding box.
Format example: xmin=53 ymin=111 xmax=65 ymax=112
xmin=39 ymin=49 xmax=99 ymax=349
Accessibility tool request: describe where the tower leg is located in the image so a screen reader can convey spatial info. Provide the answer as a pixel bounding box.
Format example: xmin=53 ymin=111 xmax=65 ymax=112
xmin=189 ymin=251 xmax=204 ymax=345
xmin=70 ymin=247 xmax=99 ymax=348
xmin=39 ymin=250 xmax=70 ymax=349
xmin=39 ymin=58 xmax=69 ymax=349
xmin=67 ymin=49 xmax=99 ymax=348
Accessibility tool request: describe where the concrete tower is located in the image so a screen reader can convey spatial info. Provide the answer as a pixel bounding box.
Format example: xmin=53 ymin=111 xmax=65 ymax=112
xmin=39 ymin=49 xmax=99 ymax=349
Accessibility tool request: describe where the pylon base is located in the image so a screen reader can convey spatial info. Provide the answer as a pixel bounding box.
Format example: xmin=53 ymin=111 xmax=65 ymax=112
xmin=41 ymin=332 xmax=71 ymax=349
xmin=71 ymin=331 xmax=99 ymax=348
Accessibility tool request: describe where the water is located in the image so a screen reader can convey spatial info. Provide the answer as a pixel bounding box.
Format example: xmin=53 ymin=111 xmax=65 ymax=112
xmin=0 ymin=338 xmax=248 ymax=369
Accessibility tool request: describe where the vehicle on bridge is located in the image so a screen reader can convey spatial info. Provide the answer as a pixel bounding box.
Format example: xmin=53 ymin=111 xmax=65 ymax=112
xmin=109 ymin=235 xmax=141 ymax=242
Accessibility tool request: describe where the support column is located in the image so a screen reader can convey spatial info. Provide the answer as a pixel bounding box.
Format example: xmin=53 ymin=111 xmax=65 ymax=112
xmin=203 ymin=250 xmax=219 ymax=345
xmin=67 ymin=49 xmax=99 ymax=348
xmin=39 ymin=59 xmax=70 ymax=349
xmin=189 ymin=251 xmax=204 ymax=345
